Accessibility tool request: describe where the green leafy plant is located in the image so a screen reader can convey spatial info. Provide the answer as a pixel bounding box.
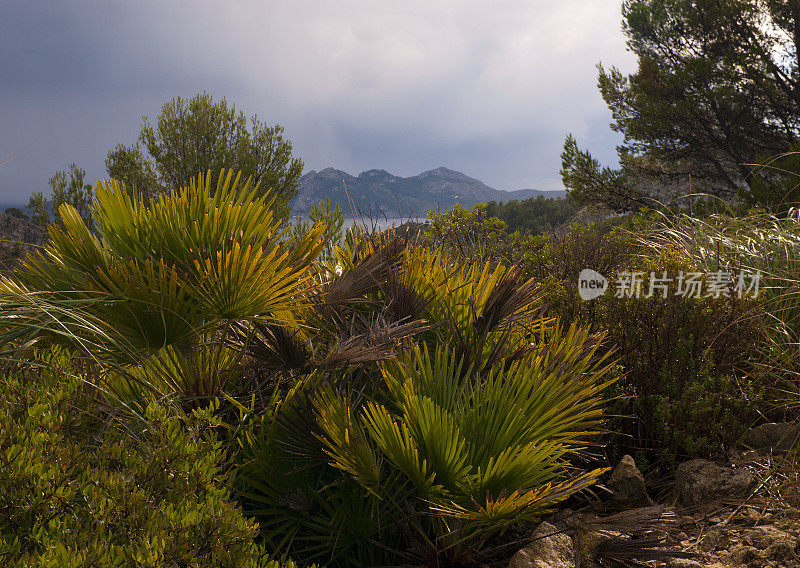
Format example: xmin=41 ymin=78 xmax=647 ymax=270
xmin=28 ymin=163 xmax=94 ymax=228
xmin=483 ymin=194 xmax=581 ymax=235
xmin=235 ymin=248 xmax=615 ymax=567
xmin=0 ymin=349 xmax=292 ymax=568
xmin=106 ymin=92 xmax=304 ymax=216
xmin=424 ymin=204 xmax=515 ymax=265
xmin=598 ymin=290 xmax=761 ymax=464
xmin=644 ymin=209 xmax=800 ymax=420
xmin=0 ymin=179 xmax=616 ymax=566
xmin=289 ymin=197 xmax=346 ymax=263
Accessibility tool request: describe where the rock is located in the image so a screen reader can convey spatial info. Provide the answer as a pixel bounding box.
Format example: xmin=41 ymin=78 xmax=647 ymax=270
xmin=607 ymin=455 xmax=653 ymax=509
xmin=549 ymin=507 xmax=575 ymax=529
xmin=700 ymin=527 xmax=732 ymax=552
xmin=675 ymin=459 xmax=754 ymax=506
xmin=750 ymin=527 xmax=799 ymax=557
xmin=742 ymin=422 xmax=800 ymax=452
xmin=729 ymin=544 xmax=760 ymax=565
xmin=767 ymin=540 xmax=796 ymax=561
xmin=507 ymin=521 xmax=574 ymax=568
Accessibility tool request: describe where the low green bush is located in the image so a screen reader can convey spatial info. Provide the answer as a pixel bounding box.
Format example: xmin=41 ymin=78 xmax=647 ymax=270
xmin=534 ymin=228 xmax=764 ymax=467
xmin=0 ymin=352 xmax=290 ymax=568
xmin=646 ymin=209 xmax=800 ymax=406
xmin=529 ymin=222 xmax=638 ymax=283
xmin=423 ymin=203 xmax=551 ymax=270
xmin=597 ymin=291 xmax=761 ymax=465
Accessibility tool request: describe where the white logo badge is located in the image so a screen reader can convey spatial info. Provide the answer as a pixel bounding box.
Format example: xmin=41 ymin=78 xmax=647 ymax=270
xmin=578 ymin=269 xmax=608 ymax=300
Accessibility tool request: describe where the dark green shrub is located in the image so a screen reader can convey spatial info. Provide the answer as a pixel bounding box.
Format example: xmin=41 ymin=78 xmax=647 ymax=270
xmin=596 ymin=291 xmax=761 ymax=465
xmin=0 ymin=351 xmax=290 ymax=568
xmin=3 ymin=207 xmax=29 ymax=221
xmin=533 ymin=226 xmax=763 ymax=466
xmin=423 ymin=203 xmax=550 ymax=269
xmin=644 ymin=209 xmax=800 ymax=415
xmin=483 ymin=194 xmax=581 ymax=235
xmin=424 ymin=203 xmax=516 ymax=264
xmin=530 ymin=222 xmax=638 ymax=284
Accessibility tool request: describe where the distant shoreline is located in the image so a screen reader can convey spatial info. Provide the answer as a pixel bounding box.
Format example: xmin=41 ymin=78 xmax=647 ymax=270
xmin=290 ymin=215 xmax=425 ymax=231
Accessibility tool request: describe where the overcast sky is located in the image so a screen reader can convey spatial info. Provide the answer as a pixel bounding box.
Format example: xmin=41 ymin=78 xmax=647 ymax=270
xmin=0 ymin=1 xmax=636 ymax=206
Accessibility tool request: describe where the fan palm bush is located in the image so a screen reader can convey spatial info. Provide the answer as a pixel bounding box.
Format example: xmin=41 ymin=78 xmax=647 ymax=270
xmin=0 ymin=175 xmax=616 ymax=565
xmin=235 ymin=245 xmax=616 ymax=567
xmin=0 ymin=170 xmax=324 ymax=402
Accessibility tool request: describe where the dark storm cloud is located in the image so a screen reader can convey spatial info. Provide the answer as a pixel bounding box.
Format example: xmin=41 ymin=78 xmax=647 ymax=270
xmin=0 ymin=0 xmax=635 ymax=205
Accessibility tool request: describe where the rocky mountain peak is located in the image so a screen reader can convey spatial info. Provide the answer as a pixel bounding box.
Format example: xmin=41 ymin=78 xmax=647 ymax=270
xmin=419 ymin=167 xmax=464 ymax=179
xmin=358 ymin=169 xmax=392 ymax=179
xmin=316 ymin=167 xmax=353 ymax=181
xmin=292 ymin=166 xmax=565 ymax=216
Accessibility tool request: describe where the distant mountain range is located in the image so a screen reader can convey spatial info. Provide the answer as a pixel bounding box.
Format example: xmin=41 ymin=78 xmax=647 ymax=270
xmin=291 ymin=167 xmax=566 ymax=216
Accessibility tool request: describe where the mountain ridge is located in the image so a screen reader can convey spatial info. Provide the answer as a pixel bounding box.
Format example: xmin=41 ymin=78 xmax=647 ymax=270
xmin=291 ymin=166 xmax=566 ymax=216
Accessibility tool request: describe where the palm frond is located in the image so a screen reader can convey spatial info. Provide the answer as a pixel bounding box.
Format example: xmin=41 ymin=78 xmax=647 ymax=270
xmin=0 ymin=169 xmax=323 ymax=373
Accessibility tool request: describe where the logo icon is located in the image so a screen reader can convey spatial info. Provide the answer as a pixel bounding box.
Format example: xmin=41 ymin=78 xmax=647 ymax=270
xmin=578 ymin=269 xmax=608 ymax=300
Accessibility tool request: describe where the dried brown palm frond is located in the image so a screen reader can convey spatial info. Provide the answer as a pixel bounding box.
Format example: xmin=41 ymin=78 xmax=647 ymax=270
xmin=315 ymin=316 xmax=430 ymax=369
xmin=318 ymin=231 xmax=407 ymax=311
xmin=592 ymin=534 xmax=694 ymax=568
xmin=564 ymin=506 xmax=694 ymax=568
xmin=576 ymin=505 xmax=679 ymax=534
xmin=433 ymin=262 xmax=551 ymax=374
xmin=236 ymin=322 xmax=311 ymax=372
xmin=380 ymin=267 xmax=437 ymax=323
xmin=475 ymin=265 xmax=543 ymax=338
xmin=234 ymin=315 xmax=430 ymax=381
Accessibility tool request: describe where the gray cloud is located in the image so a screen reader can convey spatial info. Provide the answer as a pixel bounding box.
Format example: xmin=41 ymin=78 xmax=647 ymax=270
xmin=0 ymin=0 xmax=635 ymax=205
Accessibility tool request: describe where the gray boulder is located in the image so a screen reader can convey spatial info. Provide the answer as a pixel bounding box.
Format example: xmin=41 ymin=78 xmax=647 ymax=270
xmin=507 ymin=521 xmax=574 ymax=568
xmin=608 ymin=454 xmax=653 ymax=509
xmin=742 ymin=422 xmax=800 ymax=452
xmin=675 ymin=459 xmax=753 ymax=506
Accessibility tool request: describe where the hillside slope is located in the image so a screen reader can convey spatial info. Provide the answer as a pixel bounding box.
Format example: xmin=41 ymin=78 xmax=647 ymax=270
xmin=0 ymin=210 xmax=45 ymax=271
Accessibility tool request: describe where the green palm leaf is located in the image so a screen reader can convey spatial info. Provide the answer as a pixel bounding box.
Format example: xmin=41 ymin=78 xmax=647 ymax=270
xmin=0 ymin=169 xmax=324 ymax=393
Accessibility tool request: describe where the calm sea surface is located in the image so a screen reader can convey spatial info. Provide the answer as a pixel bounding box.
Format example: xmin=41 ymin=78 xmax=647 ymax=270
xmin=291 ymin=216 xmax=423 ymax=231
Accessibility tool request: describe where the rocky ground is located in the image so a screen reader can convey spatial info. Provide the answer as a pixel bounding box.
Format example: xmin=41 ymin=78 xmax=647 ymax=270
xmin=508 ymin=424 xmax=800 ymax=568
